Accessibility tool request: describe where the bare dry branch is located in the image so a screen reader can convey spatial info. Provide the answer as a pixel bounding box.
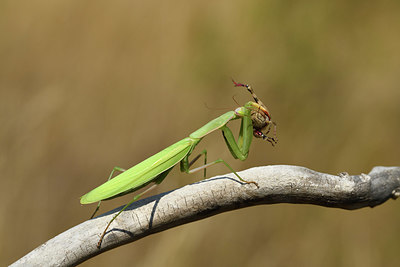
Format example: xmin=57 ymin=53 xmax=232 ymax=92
xmin=11 ymin=165 xmax=400 ymax=267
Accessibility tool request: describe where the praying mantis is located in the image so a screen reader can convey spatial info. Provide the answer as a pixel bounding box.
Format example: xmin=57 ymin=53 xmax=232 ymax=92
xmin=80 ymin=80 xmax=277 ymax=248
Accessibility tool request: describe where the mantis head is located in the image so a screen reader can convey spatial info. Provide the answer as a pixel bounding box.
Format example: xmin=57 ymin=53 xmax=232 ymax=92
xmin=232 ymin=80 xmax=278 ymax=146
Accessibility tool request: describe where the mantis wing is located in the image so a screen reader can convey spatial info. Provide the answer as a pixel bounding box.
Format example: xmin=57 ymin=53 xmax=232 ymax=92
xmin=80 ymin=138 xmax=194 ymax=204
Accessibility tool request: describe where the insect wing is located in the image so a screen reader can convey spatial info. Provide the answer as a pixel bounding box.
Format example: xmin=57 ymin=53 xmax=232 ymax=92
xmin=80 ymin=138 xmax=193 ymax=204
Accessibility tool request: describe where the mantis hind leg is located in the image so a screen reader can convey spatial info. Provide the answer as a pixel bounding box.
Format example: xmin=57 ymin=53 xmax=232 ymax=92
xmin=97 ymin=182 xmax=160 ymax=249
xmin=96 ymin=167 xmax=173 ymax=248
xmin=188 ymin=159 xmax=258 ymax=187
xmin=90 ymin=166 xmax=127 ymax=219
xmin=181 ymin=152 xmax=258 ymax=187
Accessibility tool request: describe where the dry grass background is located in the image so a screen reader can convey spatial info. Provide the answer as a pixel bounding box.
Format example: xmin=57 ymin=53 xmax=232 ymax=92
xmin=1 ymin=1 xmax=400 ymax=266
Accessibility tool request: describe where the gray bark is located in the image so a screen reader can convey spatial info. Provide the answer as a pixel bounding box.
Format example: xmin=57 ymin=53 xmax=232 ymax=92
xmin=10 ymin=165 xmax=400 ymax=267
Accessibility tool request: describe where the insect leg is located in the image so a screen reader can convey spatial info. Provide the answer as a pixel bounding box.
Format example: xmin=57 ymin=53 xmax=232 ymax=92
xmin=187 ymin=158 xmax=258 ymax=187
xmin=232 ymin=79 xmax=268 ymax=110
xmin=90 ymin=166 xmax=127 ymax=219
xmin=97 ymin=183 xmax=160 ymax=249
xmin=188 ymin=149 xmax=207 ymax=178
xmin=97 ymin=167 xmax=173 ymax=248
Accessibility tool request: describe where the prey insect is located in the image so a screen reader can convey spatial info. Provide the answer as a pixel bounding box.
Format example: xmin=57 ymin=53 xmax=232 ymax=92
xmin=80 ymin=80 xmax=277 ymax=248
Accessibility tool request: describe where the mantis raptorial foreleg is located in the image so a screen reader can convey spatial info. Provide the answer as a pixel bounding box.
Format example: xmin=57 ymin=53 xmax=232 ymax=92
xmin=182 ymin=121 xmax=258 ymax=186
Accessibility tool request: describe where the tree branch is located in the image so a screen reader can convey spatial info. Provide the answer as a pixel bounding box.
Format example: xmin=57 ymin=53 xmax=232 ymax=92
xmin=11 ymin=165 xmax=400 ymax=267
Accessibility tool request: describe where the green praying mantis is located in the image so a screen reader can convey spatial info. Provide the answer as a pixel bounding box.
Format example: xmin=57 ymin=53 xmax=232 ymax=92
xmin=80 ymin=80 xmax=277 ymax=248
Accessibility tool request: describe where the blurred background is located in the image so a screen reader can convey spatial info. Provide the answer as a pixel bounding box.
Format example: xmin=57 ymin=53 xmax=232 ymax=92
xmin=1 ymin=0 xmax=400 ymax=266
